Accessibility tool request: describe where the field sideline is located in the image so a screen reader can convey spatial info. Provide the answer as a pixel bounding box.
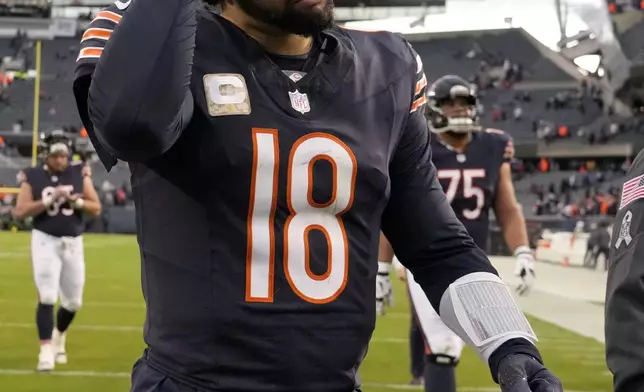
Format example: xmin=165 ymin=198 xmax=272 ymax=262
xmin=0 ymin=232 xmax=611 ymax=391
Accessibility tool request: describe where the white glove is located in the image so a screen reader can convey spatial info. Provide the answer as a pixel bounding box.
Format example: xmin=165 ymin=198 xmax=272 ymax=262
xmin=376 ymin=261 xmax=393 ymax=315
xmin=71 ymin=197 xmax=84 ymax=209
xmin=514 ymin=246 xmax=535 ymax=296
xmin=41 ymin=193 xmax=54 ymax=207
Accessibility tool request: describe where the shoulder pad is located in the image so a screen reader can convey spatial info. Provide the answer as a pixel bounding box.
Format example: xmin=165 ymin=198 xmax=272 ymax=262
xmin=484 ymin=128 xmax=506 ymax=135
xmin=483 ymin=129 xmax=514 ymax=160
xmin=16 ymin=169 xmax=27 ymax=185
xmin=332 ymin=27 xmax=425 ymax=113
xmin=335 ymin=26 xmax=417 ymax=77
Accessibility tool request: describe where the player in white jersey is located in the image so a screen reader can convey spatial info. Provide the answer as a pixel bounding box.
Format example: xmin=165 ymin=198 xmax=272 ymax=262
xmin=12 ymin=130 xmax=102 ymax=372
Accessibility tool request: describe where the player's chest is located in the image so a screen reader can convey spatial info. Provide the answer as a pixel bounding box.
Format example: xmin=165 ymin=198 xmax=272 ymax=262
xmin=31 ymin=171 xmax=80 ymax=200
xmin=433 ymin=151 xmax=499 ymax=203
xmin=186 ymin=65 xmax=403 ymax=197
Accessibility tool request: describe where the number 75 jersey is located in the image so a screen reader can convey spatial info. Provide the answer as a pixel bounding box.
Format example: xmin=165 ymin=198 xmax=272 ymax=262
xmin=432 ymin=130 xmax=513 ymax=251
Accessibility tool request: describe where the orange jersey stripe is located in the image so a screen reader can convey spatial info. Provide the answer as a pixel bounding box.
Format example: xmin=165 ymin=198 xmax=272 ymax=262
xmin=93 ymin=10 xmax=122 ymax=24
xmin=81 ymin=28 xmax=112 ymax=42
xmin=415 ymin=74 xmax=427 ymax=96
xmin=77 ymin=47 xmax=104 ymax=60
xmin=410 ymin=96 xmax=426 ymax=113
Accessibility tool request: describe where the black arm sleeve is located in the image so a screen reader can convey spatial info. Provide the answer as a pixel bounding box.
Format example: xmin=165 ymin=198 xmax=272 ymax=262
xmin=86 ymin=0 xmax=196 ymax=162
xmin=606 ymin=150 xmax=644 ymax=392
xmin=381 ymin=59 xmax=497 ymax=313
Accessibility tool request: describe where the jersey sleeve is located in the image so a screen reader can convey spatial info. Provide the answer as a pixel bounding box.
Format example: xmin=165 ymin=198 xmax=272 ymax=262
xmin=76 ymin=6 xmax=124 ymax=76
xmin=73 ymin=4 xmax=125 ymax=171
xmin=73 ymin=0 xmax=196 ymax=167
xmin=408 ymin=43 xmax=427 ymax=114
xmin=606 ymin=150 xmax=644 ymax=392
xmin=381 ymin=43 xmax=497 ymax=312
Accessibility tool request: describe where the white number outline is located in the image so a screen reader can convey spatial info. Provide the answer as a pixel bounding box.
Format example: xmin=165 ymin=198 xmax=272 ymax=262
xmin=42 ymin=185 xmax=74 ymax=217
xmin=246 ymin=128 xmax=357 ymax=304
xmin=437 ymin=168 xmax=486 ymax=220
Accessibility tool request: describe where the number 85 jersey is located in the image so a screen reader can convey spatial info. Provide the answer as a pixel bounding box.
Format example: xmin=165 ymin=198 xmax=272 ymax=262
xmin=19 ymin=163 xmax=85 ymax=237
xmin=432 ymin=129 xmax=514 ymax=251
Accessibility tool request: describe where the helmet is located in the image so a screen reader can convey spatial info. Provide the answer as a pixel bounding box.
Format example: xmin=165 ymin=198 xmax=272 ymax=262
xmin=425 ymin=75 xmax=480 ymax=134
xmin=41 ymin=130 xmax=73 ymax=157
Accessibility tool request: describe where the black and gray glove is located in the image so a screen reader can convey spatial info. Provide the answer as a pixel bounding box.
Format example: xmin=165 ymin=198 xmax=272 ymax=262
xmin=498 ymin=354 xmax=563 ymax=391
xmin=489 ymin=339 xmax=563 ymax=392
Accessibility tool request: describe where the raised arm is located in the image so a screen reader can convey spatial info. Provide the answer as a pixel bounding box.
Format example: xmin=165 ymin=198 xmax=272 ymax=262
xmin=73 ymin=0 xmax=197 ymax=165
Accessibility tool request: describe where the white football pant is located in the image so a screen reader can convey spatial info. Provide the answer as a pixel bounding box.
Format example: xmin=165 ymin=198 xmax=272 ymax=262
xmin=31 ymin=229 xmax=85 ymax=311
xmin=406 ymin=269 xmax=465 ymax=360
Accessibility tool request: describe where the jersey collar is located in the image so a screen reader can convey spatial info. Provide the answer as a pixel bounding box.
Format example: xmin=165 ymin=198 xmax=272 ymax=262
xmin=208 ymin=14 xmax=354 ymax=116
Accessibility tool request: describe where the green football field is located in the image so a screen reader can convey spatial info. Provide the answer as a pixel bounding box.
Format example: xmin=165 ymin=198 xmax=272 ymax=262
xmin=0 ymin=232 xmax=611 ymax=391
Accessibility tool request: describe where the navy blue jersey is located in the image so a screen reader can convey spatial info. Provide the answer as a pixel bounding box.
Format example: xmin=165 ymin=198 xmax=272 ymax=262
xmin=19 ymin=163 xmax=85 ymax=237
xmin=431 ymin=129 xmax=513 ymax=250
xmin=73 ymin=3 xmax=496 ymax=391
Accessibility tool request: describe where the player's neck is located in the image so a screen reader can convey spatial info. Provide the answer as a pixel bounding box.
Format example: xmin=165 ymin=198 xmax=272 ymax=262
xmin=222 ymin=7 xmax=313 ymax=56
xmin=438 ymin=133 xmax=471 ymax=152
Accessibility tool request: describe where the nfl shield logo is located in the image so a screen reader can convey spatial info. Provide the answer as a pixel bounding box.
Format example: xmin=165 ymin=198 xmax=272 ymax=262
xmin=288 ymin=90 xmax=310 ymax=114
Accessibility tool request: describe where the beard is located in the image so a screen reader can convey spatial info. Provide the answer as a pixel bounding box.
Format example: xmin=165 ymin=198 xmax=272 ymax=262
xmin=233 ymin=0 xmax=334 ymax=37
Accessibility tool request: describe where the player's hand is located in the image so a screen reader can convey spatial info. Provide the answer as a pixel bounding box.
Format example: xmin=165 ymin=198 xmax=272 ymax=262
xmin=375 ymin=273 xmax=392 ymax=316
xmin=67 ymin=193 xmax=85 ymax=209
xmin=498 ymin=354 xmax=563 ymax=391
xmin=54 ymin=186 xmax=72 ymax=199
xmin=396 ymin=267 xmax=406 ymax=281
xmin=514 ymin=247 xmax=536 ymax=296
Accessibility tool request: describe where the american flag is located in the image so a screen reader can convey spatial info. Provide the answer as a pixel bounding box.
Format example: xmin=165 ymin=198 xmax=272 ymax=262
xmin=619 ymin=174 xmax=644 ymax=209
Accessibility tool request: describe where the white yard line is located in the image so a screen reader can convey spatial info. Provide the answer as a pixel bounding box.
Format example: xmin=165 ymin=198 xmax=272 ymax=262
xmin=0 ymin=322 xmax=140 ymax=332
xmin=0 ymin=299 xmax=145 ymax=308
xmin=0 ymin=369 xmax=130 ymax=378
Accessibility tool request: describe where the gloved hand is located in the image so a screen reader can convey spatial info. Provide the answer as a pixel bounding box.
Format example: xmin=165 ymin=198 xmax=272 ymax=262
xmin=376 ymin=261 xmax=393 ymax=315
xmin=514 ymin=246 xmax=535 ymax=296
xmin=498 ymin=354 xmax=563 ymax=392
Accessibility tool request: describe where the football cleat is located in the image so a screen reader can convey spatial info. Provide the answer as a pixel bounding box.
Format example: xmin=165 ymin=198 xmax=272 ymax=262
xmin=37 ymin=344 xmax=55 ymax=372
xmin=52 ymin=329 xmax=67 ymax=364
xmin=408 ymin=376 xmax=424 ymax=386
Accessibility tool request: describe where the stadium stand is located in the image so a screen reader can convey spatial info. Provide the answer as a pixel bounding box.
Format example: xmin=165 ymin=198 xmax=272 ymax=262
xmin=0 ymin=7 xmax=643 ymax=237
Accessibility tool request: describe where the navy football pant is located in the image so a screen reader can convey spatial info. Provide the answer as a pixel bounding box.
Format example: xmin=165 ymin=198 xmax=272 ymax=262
xmin=131 ymin=357 xmax=363 ymax=392
xmin=131 ymin=358 xmax=199 ymax=392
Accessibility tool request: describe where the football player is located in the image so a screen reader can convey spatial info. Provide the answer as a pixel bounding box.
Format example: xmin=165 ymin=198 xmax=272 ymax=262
xmin=12 ymin=130 xmax=101 ymax=372
xmin=378 ymin=74 xmax=536 ymax=392
xmin=606 ymin=148 xmax=644 ymax=392
xmin=73 ymin=1 xmax=560 ymax=391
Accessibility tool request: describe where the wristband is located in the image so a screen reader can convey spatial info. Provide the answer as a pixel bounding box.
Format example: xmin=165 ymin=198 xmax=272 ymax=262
xmin=73 ymin=198 xmax=84 ymax=209
xmin=513 ymin=245 xmax=532 ymax=257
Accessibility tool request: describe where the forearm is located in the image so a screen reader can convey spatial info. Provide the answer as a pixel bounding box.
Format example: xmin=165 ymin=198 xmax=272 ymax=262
xmin=79 ymin=199 xmax=102 ymax=217
xmin=13 ymin=200 xmax=46 ymax=219
xmin=88 ymin=0 xmax=196 ymax=161
xmin=378 ymin=233 xmax=394 ymax=263
xmin=499 ymin=206 xmax=530 ymax=252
